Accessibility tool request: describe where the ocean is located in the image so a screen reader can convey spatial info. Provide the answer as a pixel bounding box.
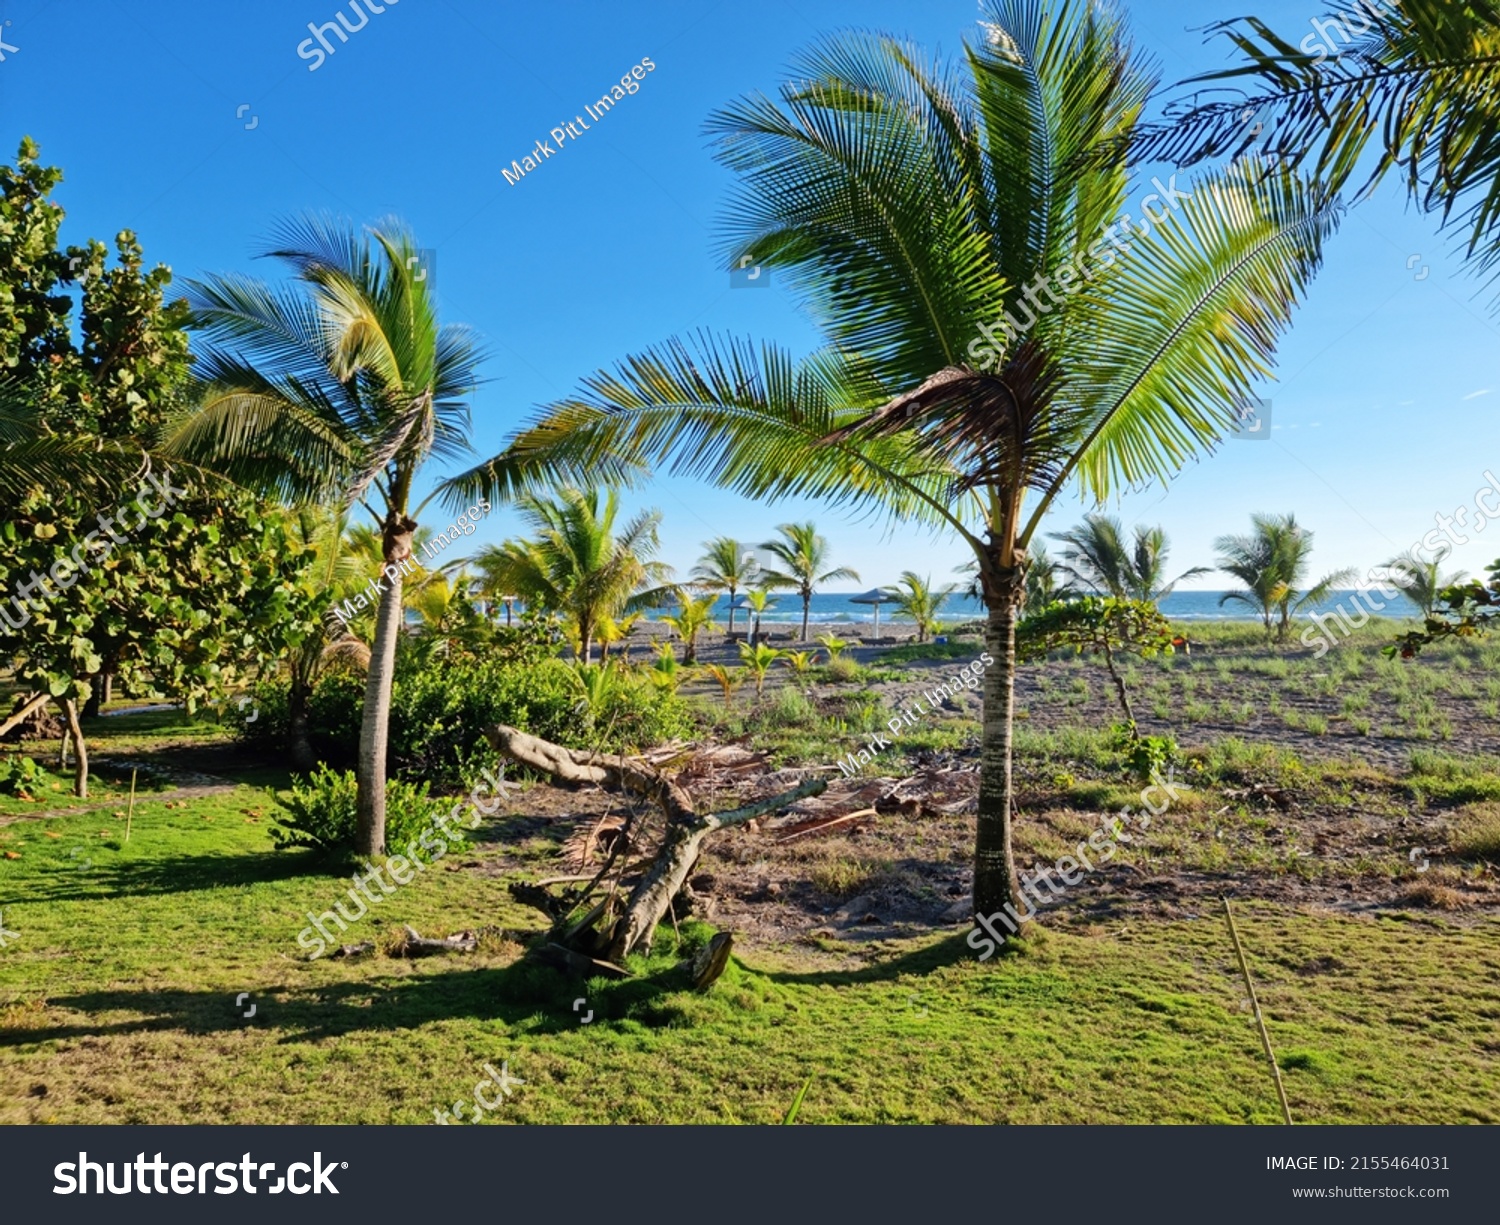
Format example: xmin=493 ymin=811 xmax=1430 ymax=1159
xmin=638 ymin=590 xmax=1424 ymax=626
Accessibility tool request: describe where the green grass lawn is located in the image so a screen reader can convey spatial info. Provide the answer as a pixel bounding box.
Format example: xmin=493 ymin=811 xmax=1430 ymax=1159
xmin=3 ymin=781 xmax=1498 ymax=1124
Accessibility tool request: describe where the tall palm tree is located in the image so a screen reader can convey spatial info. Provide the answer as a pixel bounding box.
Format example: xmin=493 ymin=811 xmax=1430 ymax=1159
xmin=1050 ymin=513 xmax=1207 ymax=605
xmin=1137 ymin=1 xmax=1500 ymax=302
xmin=473 ymin=487 xmax=674 ymax=662
xmin=457 ymin=2 xmax=1338 ymax=922
xmin=887 ymin=571 xmax=957 ymax=642
xmin=691 ymin=537 xmax=759 ymax=635
xmin=1215 ymin=513 xmax=1355 ymax=640
xmin=1382 ymin=547 xmax=1467 ymax=618
xmin=759 ymin=522 xmax=859 ymax=642
xmin=166 ymin=215 xmax=484 ymax=857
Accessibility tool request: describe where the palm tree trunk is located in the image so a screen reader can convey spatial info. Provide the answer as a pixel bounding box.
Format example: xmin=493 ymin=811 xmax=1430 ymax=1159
xmin=288 ymin=676 xmax=315 ymax=771
xmin=726 ymin=585 xmax=736 ymax=635
xmin=974 ymin=594 xmax=1022 ymax=922
xmin=357 ymin=519 xmax=415 ymax=858
xmin=801 ymin=592 xmax=810 ymax=642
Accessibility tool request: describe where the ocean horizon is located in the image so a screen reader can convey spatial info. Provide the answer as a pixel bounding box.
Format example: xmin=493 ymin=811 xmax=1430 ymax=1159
xmin=624 ymin=589 xmax=1427 ymax=626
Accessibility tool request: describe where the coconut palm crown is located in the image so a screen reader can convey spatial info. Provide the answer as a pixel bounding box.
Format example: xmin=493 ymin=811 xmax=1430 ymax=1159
xmin=1050 ymin=513 xmax=1208 ymax=605
xmin=451 ymin=0 xmax=1341 ymax=921
xmin=165 ymin=215 xmax=486 ymax=857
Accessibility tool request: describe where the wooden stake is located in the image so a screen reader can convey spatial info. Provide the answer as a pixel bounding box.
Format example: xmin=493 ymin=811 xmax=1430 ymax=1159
xmin=125 ymin=768 xmax=138 ymax=843
xmin=1223 ymin=897 xmax=1293 ymax=1125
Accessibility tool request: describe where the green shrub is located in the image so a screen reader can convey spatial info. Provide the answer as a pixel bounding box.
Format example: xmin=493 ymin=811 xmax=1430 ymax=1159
xmin=269 ymin=764 xmax=449 ymax=854
xmin=766 ymin=686 xmax=817 ymax=728
xmin=0 ymin=754 xmax=48 ymax=797
xmin=819 ymin=656 xmax=862 ymax=684
xmin=1109 ymin=723 xmax=1177 ymax=783
xmin=244 ymin=654 xmax=693 ymax=789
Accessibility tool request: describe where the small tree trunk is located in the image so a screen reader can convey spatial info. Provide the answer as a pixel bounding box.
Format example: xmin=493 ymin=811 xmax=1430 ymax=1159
xmin=801 ymin=594 xmax=811 ymax=642
xmin=288 ymin=676 xmax=316 ymax=771
xmin=356 ymin=515 xmax=415 ymax=859
xmin=726 ymin=591 xmax=736 ymax=636
xmin=83 ymin=672 xmax=111 ymax=719
xmin=1100 ymin=637 xmax=1135 ymax=728
xmin=58 ymin=696 xmax=88 ymax=798
xmin=973 ymin=590 xmax=1023 ymax=922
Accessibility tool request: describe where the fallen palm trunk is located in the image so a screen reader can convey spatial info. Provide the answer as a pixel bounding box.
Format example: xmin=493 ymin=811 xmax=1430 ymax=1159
xmin=774 ymin=807 xmax=878 ymax=844
xmin=0 ymin=692 xmax=48 ymax=740
xmin=486 ymin=724 xmax=826 ymax=961
xmin=393 ymin=925 xmax=481 ymax=957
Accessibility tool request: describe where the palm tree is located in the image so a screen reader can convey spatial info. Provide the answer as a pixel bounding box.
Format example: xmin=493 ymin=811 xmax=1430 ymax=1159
xmin=463 ymin=2 xmax=1338 ymax=922
xmin=1050 ymin=514 xmax=1208 ymax=605
xmin=276 ymin=507 xmax=377 ymax=768
xmin=1022 ymin=542 xmax=1065 ymax=611
xmin=1381 ymin=547 xmax=1467 ymax=618
xmin=660 ymin=594 xmax=718 ymax=663
xmin=648 ymin=640 xmax=684 ymax=691
xmin=742 ymin=588 xmax=775 ymax=645
xmin=0 ymin=381 xmax=153 ymax=502
xmin=167 ymin=216 xmax=484 ymax=857
xmin=780 ymin=649 xmax=818 ymax=681
xmin=1215 ymin=513 xmax=1355 ymax=640
xmin=887 ymin=572 xmax=957 ymax=643
xmin=1136 ymin=1 xmax=1500 ymax=303
xmin=691 ymin=537 xmax=759 ymax=635
xmin=473 ymin=487 xmax=675 ymax=663
xmin=815 ymin=632 xmax=849 ymax=660
xmin=702 ymin=663 xmax=744 ymax=711
xmin=759 ymin=523 xmax=859 ymax=642
xmin=739 ymin=641 xmax=783 ymax=699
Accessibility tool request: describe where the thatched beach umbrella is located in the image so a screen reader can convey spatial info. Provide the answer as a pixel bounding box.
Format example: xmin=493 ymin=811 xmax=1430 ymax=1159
xmin=849 ymin=587 xmax=897 ymax=640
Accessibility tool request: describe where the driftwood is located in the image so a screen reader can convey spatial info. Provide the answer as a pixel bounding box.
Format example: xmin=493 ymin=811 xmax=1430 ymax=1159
xmin=486 ymin=724 xmax=826 ymax=961
xmin=691 ymin=931 xmax=734 ymax=990
xmin=0 ymin=692 xmax=48 ymax=740
xmin=773 ymin=807 xmax=877 ymax=844
xmin=392 ymin=925 xmax=480 ymax=957
xmin=531 ymin=941 xmax=632 ymax=979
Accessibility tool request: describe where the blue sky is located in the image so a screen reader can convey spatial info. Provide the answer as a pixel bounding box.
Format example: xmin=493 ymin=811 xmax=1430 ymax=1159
xmin=2 ymin=0 xmax=1496 ymax=590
